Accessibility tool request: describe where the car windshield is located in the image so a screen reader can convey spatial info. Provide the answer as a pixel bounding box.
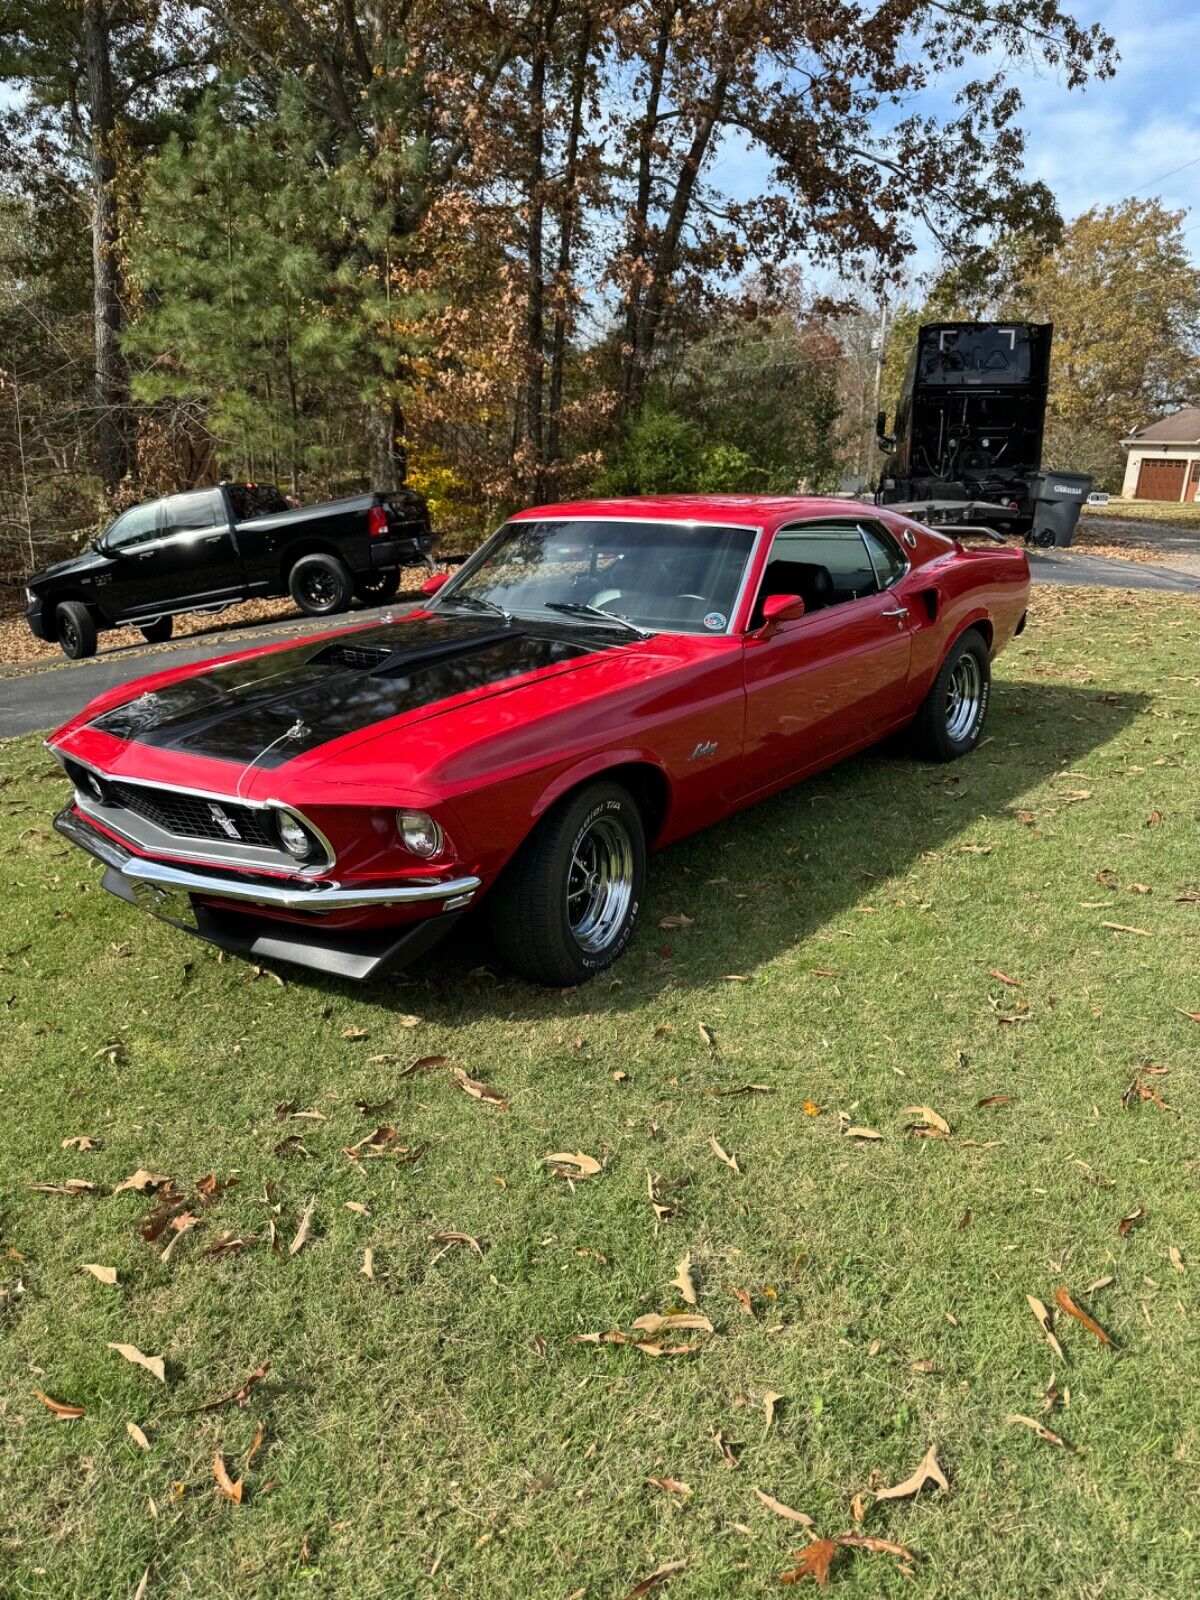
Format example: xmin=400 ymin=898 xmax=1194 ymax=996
xmin=435 ymin=518 xmax=756 ymax=635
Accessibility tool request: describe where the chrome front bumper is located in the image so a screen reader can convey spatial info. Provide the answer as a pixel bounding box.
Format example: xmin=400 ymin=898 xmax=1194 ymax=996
xmin=54 ymin=805 xmax=481 ymax=915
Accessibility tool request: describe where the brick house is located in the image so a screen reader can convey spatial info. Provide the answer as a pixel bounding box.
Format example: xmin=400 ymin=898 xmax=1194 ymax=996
xmin=1121 ymin=408 xmax=1200 ymax=502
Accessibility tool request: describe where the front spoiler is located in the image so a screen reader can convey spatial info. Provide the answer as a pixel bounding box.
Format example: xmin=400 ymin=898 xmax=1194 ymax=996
xmin=55 ymin=805 xmax=474 ymax=981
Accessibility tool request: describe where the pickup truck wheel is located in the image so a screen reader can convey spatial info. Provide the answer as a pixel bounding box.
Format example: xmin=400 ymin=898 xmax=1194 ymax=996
xmin=354 ymin=569 xmax=401 ymax=604
xmin=489 ymin=781 xmax=646 ymax=986
xmin=913 ymin=627 xmax=991 ymax=761
xmin=139 ymin=617 xmax=173 ymax=644
xmin=289 ymin=553 xmax=353 ymax=616
xmin=56 ymin=601 xmax=97 ymax=660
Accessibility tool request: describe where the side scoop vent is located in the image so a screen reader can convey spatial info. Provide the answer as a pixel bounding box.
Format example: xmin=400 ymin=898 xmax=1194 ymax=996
xmin=311 ymin=642 xmax=396 ymax=672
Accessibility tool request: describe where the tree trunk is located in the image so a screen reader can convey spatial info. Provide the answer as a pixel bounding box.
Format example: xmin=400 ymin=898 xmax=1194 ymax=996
xmin=546 ymin=15 xmax=591 ymax=467
xmin=616 ymin=4 xmax=674 ymax=427
xmin=523 ymin=0 xmax=558 ymax=500
xmin=82 ymin=0 xmax=133 ymax=491
xmin=369 ymin=399 xmax=406 ymax=488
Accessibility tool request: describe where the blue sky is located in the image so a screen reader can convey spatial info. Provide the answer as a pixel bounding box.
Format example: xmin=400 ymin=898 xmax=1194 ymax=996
xmin=710 ymin=0 xmax=1200 ymax=284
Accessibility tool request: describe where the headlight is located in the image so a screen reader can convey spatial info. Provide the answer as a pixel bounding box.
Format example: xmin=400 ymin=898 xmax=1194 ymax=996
xmin=396 ymin=809 xmax=443 ymax=858
xmin=274 ymin=808 xmax=319 ymax=861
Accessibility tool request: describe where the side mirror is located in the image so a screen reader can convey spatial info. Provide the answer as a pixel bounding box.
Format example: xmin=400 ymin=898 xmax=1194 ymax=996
xmin=761 ymin=593 xmax=805 ymax=626
xmin=421 ymin=572 xmax=449 ymax=596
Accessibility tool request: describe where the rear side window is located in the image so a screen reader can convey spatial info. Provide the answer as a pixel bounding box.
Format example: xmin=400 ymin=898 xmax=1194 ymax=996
xmin=104 ymin=501 xmax=161 ymax=552
xmin=752 ymin=524 xmax=879 ymax=623
xmin=226 ymin=483 xmax=288 ymax=520
xmin=860 ymin=524 xmax=908 ymax=589
xmin=161 ymin=490 xmax=219 ymax=533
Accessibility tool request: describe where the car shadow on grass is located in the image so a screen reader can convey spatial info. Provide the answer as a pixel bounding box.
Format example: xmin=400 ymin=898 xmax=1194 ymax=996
xmin=323 ymin=678 xmax=1145 ymax=1016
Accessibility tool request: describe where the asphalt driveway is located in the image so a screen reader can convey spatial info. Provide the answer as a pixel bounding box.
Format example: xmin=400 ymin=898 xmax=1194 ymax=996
xmin=2 ymin=548 xmax=1198 ymax=741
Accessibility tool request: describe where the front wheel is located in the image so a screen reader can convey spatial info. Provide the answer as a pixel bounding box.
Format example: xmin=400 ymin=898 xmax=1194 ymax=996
xmin=488 ymin=782 xmax=646 ymax=986
xmin=912 ymin=627 xmax=991 ymax=761
xmin=288 ymin=553 xmax=353 ymax=616
xmin=57 ymin=601 xmax=97 ymax=660
xmin=354 ymin=569 xmax=401 ymax=604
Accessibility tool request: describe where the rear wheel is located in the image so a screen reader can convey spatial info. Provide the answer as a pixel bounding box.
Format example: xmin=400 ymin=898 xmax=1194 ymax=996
xmin=288 ymin=553 xmax=353 ymax=616
xmin=913 ymin=627 xmax=991 ymax=761
xmin=354 ymin=569 xmax=401 ymax=604
xmin=139 ymin=617 xmax=173 ymax=644
xmin=489 ymin=781 xmax=646 ymax=986
xmin=57 ymin=601 xmax=97 ymax=660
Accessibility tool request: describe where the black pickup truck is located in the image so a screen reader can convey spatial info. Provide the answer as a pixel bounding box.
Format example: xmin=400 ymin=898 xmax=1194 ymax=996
xmin=25 ymin=482 xmax=434 ymax=658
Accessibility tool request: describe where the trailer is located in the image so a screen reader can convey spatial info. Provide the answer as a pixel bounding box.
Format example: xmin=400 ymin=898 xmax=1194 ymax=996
xmin=875 ymin=322 xmax=1091 ymax=546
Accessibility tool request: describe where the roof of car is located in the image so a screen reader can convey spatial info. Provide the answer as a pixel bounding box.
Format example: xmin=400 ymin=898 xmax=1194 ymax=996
xmin=510 ymin=495 xmax=880 ymax=532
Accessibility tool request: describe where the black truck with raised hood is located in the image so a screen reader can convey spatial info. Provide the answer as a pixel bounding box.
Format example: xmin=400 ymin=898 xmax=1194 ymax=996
xmin=875 ymin=321 xmax=1092 ymax=546
xmin=25 ymin=481 xmax=435 ymax=659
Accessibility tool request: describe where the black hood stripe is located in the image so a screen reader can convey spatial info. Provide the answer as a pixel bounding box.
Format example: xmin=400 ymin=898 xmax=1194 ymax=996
xmin=89 ymin=614 xmax=613 ymax=768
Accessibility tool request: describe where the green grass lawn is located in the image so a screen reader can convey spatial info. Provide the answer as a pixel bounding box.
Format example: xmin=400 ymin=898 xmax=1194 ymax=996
xmin=1082 ymin=499 xmax=1200 ymax=527
xmin=2 ymin=585 xmax=1199 ymax=1599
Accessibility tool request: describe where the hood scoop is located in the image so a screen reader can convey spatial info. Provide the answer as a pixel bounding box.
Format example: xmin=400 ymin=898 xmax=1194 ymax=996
xmin=310 ymin=625 xmax=519 ymax=677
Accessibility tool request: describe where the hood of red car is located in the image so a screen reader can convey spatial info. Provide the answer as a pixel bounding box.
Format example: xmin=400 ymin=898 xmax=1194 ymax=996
xmin=84 ymin=613 xmax=622 ymax=769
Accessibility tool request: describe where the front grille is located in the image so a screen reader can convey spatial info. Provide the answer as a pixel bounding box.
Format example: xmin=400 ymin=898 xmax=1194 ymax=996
xmin=107 ymin=782 xmax=276 ymax=848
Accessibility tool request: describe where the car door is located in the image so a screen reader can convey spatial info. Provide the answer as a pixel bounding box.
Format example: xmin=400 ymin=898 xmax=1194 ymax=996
xmin=740 ymin=521 xmax=913 ymax=795
xmin=98 ymin=499 xmax=165 ymax=618
xmin=122 ymin=490 xmax=242 ymax=615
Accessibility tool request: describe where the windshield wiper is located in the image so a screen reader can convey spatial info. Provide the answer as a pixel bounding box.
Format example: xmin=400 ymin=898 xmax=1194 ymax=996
xmin=441 ymin=592 xmax=511 ymax=620
xmin=542 ymin=601 xmax=651 ymax=638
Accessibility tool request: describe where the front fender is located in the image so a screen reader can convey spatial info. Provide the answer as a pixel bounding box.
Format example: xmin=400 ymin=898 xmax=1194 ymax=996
xmin=530 ymin=748 xmax=674 ymax=826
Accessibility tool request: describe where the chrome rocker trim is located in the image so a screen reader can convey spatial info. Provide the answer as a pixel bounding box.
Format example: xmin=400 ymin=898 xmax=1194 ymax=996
xmin=55 ymin=805 xmax=481 ymax=914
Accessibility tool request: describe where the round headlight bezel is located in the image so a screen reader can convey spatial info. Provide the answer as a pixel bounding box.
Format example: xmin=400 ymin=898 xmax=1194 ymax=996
xmin=396 ymin=809 xmax=444 ymax=859
xmin=274 ymin=808 xmax=320 ymax=862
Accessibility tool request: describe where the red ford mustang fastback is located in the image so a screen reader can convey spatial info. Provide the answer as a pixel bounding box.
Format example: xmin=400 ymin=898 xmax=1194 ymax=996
xmin=47 ymin=496 xmax=1030 ymax=984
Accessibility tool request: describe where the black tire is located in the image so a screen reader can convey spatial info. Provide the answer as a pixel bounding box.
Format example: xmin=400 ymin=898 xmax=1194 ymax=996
xmin=288 ymin=552 xmax=353 ymax=616
xmin=139 ymin=617 xmax=173 ymax=644
xmin=913 ymin=627 xmax=991 ymax=762
xmin=57 ymin=601 xmax=97 ymax=660
xmin=489 ymin=781 xmax=646 ymax=986
xmin=354 ymin=569 xmax=401 ymax=604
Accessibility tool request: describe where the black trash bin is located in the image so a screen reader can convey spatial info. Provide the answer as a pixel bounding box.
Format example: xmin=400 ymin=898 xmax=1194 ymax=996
xmin=1027 ymin=470 xmax=1094 ymax=548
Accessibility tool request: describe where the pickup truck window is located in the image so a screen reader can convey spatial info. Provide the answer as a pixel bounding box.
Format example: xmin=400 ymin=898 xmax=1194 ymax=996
xmin=104 ymin=501 xmax=162 ymax=552
xmin=226 ymin=483 xmax=288 ymax=521
xmin=161 ymin=490 xmax=220 ymax=532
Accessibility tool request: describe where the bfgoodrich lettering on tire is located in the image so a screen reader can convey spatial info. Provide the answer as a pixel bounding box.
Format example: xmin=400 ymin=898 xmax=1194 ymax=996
xmin=488 ymin=781 xmax=646 ymax=986
xmin=913 ymin=626 xmax=991 ymax=762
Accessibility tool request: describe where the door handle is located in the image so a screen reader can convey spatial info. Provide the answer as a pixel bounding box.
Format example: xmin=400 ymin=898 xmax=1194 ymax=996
xmin=882 ymin=606 xmax=909 ymax=619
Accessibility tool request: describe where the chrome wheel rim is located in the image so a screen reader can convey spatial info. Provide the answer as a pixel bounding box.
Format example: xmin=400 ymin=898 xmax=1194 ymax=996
xmin=566 ymin=816 xmax=634 ymax=953
xmin=946 ymin=653 xmax=982 ymax=742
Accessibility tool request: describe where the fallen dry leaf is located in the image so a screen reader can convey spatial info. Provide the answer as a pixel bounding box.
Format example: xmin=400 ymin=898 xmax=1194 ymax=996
xmin=28 ymin=1179 xmax=99 ymax=1195
xmin=710 ymin=1134 xmax=741 ymax=1174
xmin=82 ymin=1263 xmax=118 ymax=1286
xmin=902 ymin=1105 xmax=951 ymax=1135
xmin=1101 ymin=922 xmax=1150 ymax=936
xmin=213 ymin=1450 xmax=243 ymax=1504
xmin=108 ymin=1343 xmax=165 ymax=1384
xmin=1118 ymin=1205 xmax=1148 ymax=1238
xmin=802 ymin=1099 xmax=821 ymax=1117
xmin=1027 ymin=1295 xmax=1064 ymax=1360
xmin=353 ymin=1096 xmax=395 ymax=1117
xmin=1054 ymin=1287 xmax=1114 ymax=1348
xmin=61 ymin=1134 xmax=101 ymax=1151
xmin=708 ymin=1083 xmax=775 ymax=1098
xmin=762 ymin=1389 xmax=784 ymax=1430
xmin=397 ymin=1014 xmax=422 ymax=1028
xmin=452 ymin=1066 xmax=509 ymax=1111
xmin=989 ymin=969 xmax=1021 ymax=987
xmin=715 ymin=1430 xmax=739 ymax=1468
xmin=394 ymin=1053 xmax=448 ymax=1076
xmin=977 ymin=1094 xmax=1013 ymax=1109
xmin=621 ymin=1559 xmax=687 ymax=1600
xmin=779 ymin=1539 xmax=839 ymax=1587
xmin=544 ymin=1151 xmax=602 ymax=1178
xmin=1005 ymin=1414 xmax=1067 ymax=1447
xmin=753 ymin=1487 xmax=813 ymax=1525
xmin=658 ymin=913 xmax=693 ymax=929
xmin=244 ymin=1422 xmax=265 ymax=1469
xmin=201 ymin=1232 xmax=261 ymax=1257
xmin=1170 ymin=1246 xmax=1185 ymax=1273
xmin=631 ymin=1311 xmax=714 ymax=1335
xmin=732 ymin=1286 xmax=755 ymax=1316
xmin=874 ymin=1444 xmax=948 ymax=1502
xmin=181 ymin=1359 xmax=270 ymax=1415
xmin=126 ymin=1420 xmax=151 ymax=1451
xmin=843 ymin=1126 xmax=883 ymax=1142
xmin=344 ymin=1201 xmax=371 ymax=1217
xmin=360 ymin=1248 xmax=375 ymax=1280
xmin=670 ymin=1253 xmax=697 ymax=1305
xmin=34 ymin=1389 xmax=85 ymax=1421
xmin=341 ymin=1025 xmax=368 ymax=1041
xmin=132 ymin=1564 xmax=152 ymax=1600
xmin=289 ymin=1197 xmax=316 ymax=1256
xmin=429 ymin=1230 xmax=487 ymax=1260
xmin=646 ymin=1476 xmax=692 ymax=1497
xmin=698 ymin=1022 xmax=718 ymax=1050
xmin=160 ymin=1212 xmax=201 ymax=1263
xmin=114 ymin=1170 xmax=172 ymax=1195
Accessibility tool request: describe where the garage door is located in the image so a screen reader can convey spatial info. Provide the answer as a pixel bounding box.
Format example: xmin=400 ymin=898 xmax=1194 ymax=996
xmin=1135 ymin=457 xmax=1186 ymax=501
